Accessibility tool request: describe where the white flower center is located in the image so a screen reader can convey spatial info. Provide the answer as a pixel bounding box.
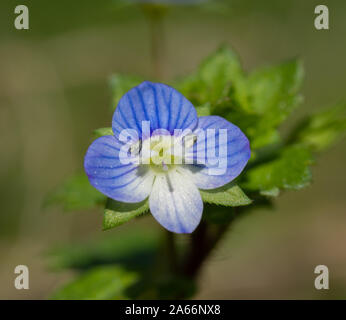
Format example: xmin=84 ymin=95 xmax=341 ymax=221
xmin=130 ymin=134 xmax=196 ymax=173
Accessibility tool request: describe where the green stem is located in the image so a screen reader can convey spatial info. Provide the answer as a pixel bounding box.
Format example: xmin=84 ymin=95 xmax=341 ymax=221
xmin=182 ymin=219 xmax=231 ymax=279
xmin=149 ymin=14 xmax=164 ymax=79
xmin=172 ymin=210 xmax=235 ymax=299
xmin=166 ymin=230 xmax=178 ymax=273
xmin=141 ymin=4 xmax=167 ymax=79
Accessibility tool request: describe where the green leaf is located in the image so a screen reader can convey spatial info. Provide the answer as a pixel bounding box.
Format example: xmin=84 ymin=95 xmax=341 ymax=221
xmin=200 ymin=183 xmax=252 ymax=206
xmin=176 ymin=49 xmax=304 ymax=151
xmin=110 ymin=74 xmax=143 ymax=110
xmin=46 ymin=227 xmax=160 ymax=271
xmin=234 ymin=59 xmax=304 ymax=149
xmin=246 ymin=59 xmax=304 ymax=120
xmin=198 ymin=46 xmax=244 ymax=104
xmin=195 ymin=102 xmax=211 ymax=116
xmin=93 ymin=127 xmax=113 ymax=138
xmin=243 ymin=145 xmax=314 ymax=196
xmin=177 ymin=46 xmax=245 ymax=107
xmin=226 ymin=111 xmax=281 ymax=150
xmin=289 ymin=103 xmax=346 ymax=152
xmin=103 ymin=198 xmax=149 ymax=230
xmin=44 ymin=173 xmax=106 ymax=211
xmin=51 ymin=265 xmax=138 ymax=300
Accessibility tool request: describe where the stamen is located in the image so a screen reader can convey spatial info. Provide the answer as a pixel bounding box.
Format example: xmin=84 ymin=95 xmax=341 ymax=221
xmin=162 ymin=161 xmax=168 ymax=171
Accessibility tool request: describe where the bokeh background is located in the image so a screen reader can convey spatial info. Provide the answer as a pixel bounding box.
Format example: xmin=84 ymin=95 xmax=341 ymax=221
xmin=0 ymin=0 xmax=345 ymax=299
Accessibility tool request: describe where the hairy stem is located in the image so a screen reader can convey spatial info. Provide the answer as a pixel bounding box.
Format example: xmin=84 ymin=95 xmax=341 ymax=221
xmin=149 ymin=14 xmax=164 ymax=79
xmin=182 ymin=219 xmax=231 ymax=278
xmin=141 ymin=4 xmax=167 ymax=79
xmin=166 ymin=230 xmax=178 ymax=273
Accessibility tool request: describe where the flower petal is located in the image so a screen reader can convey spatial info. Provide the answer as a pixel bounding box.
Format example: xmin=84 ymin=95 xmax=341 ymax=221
xmin=149 ymin=169 xmax=203 ymax=233
xmin=112 ymin=81 xmax=198 ymax=139
xmin=84 ymin=135 xmax=154 ymax=203
xmin=184 ymin=115 xmax=251 ymax=189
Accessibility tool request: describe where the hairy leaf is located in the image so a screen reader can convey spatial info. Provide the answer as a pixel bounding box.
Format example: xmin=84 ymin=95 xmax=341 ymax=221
xmin=289 ymin=103 xmax=346 ymax=152
xmin=246 ymin=59 xmax=304 ymax=120
xmin=234 ymin=59 xmax=304 ymax=149
xmin=103 ymin=198 xmax=149 ymax=230
xmin=244 ymin=145 xmax=314 ymax=196
xmin=200 ymin=183 xmax=252 ymax=206
xmin=226 ymin=110 xmax=281 ymax=150
xmin=177 ymin=46 xmax=245 ymax=107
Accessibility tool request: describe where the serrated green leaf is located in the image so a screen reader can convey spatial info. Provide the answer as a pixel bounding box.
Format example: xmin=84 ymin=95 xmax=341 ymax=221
xmin=198 ymin=46 xmax=244 ymax=104
xmin=243 ymin=145 xmax=314 ymax=196
xmin=250 ymin=127 xmax=281 ymax=150
xmin=227 ymin=110 xmax=281 ymax=149
xmin=177 ymin=46 xmax=245 ymax=107
xmin=200 ymin=183 xmax=252 ymax=206
xmin=223 ymin=59 xmax=304 ymax=150
xmin=93 ymin=127 xmax=113 ymax=138
xmin=176 ymin=50 xmax=304 ymax=151
xmin=44 ymin=173 xmax=106 ymax=211
xmin=51 ymin=265 xmax=138 ymax=300
xmin=110 ymin=74 xmax=143 ymax=110
xmin=289 ymin=103 xmax=346 ymax=152
xmin=246 ymin=59 xmax=304 ymax=119
xmin=103 ymin=198 xmax=149 ymax=230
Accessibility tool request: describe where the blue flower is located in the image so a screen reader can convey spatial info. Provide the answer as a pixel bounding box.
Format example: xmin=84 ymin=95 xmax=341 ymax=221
xmin=84 ymin=81 xmax=250 ymax=233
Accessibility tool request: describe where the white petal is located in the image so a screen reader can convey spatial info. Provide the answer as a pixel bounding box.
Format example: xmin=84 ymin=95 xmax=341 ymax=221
xmin=149 ymin=169 xmax=203 ymax=233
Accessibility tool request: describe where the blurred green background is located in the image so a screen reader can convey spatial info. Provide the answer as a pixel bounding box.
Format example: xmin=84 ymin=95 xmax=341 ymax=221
xmin=0 ymin=0 xmax=345 ymax=299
